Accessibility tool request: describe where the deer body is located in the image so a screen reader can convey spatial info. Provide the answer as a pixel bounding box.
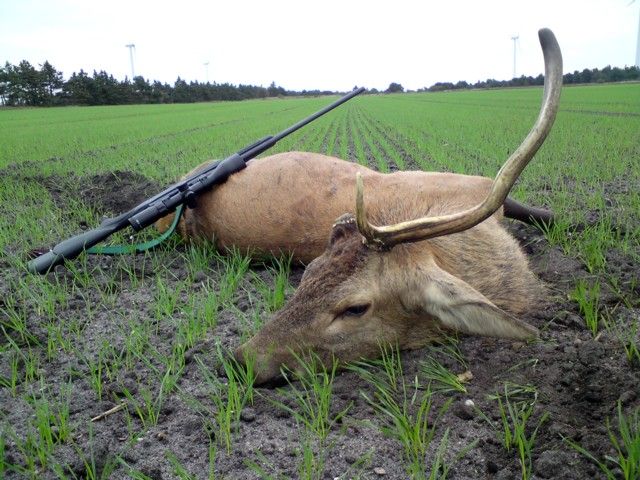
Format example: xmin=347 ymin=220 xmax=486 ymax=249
xmin=162 ymin=152 xmax=500 ymax=263
xmin=233 ymin=192 xmax=542 ymax=384
xmin=157 ymin=28 xmax=563 ymax=384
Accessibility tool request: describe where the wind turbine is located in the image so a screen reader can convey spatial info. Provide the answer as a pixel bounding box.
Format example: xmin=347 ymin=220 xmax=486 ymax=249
xmin=125 ymin=44 xmax=136 ymax=79
xmin=511 ymin=35 xmax=519 ymax=78
xmin=204 ymin=61 xmax=210 ymax=83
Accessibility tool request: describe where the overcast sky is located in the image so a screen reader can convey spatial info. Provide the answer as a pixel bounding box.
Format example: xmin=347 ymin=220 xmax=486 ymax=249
xmin=1 ymin=0 xmax=638 ymax=91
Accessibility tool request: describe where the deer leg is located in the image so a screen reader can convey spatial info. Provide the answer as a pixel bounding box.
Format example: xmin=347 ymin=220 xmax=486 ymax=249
xmin=503 ymin=197 xmax=554 ymax=227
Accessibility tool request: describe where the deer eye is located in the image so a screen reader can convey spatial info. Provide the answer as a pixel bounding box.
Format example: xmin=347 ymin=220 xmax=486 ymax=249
xmin=340 ymin=304 xmax=370 ymax=318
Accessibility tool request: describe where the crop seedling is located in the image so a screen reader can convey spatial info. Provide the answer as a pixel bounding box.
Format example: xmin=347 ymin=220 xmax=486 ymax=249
xmin=30 ymin=383 xmax=73 ymax=450
xmin=119 ymin=359 xmax=183 ymax=429
xmin=182 ymin=243 xmax=218 ymax=280
xmin=605 ymin=312 xmax=640 ymax=366
xmin=577 ymin=217 xmax=612 ymax=274
xmin=296 ymin=437 xmax=327 ymax=480
xmin=0 ymin=433 xmax=6 ymax=478
xmin=116 ymin=254 xmax=148 ymax=289
xmin=256 ymin=255 xmax=292 ymax=314
xmin=165 ymin=451 xmax=198 ymax=480
xmin=420 ymin=337 xmax=470 ymax=394
xmin=0 ymin=351 xmax=20 ymax=396
xmin=570 ymin=278 xmax=601 ymax=336
xmin=565 ymin=401 xmax=640 ymax=480
xmin=3 ymin=332 xmax=43 ymax=386
xmin=420 ymin=358 xmax=468 ymax=394
xmin=51 ymin=424 xmax=121 ymax=480
xmin=1 ymin=297 xmax=39 ymax=347
xmin=195 ymin=343 xmax=256 ymax=452
xmin=490 ymin=383 xmax=549 ymax=480
xmin=215 ymin=248 xmax=252 ymax=304
xmin=349 ymin=345 xmax=464 ymax=479
xmin=538 ymin=215 xmax=574 ymax=255
xmin=115 ymin=460 xmax=155 ymax=480
xmin=245 ymin=451 xmax=289 ymax=480
xmin=176 ymin=290 xmax=219 ymax=351
xmin=249 ymin=433 xmax=330 ymax=480
xmin=121 ymin=385 xmax=161 ymax=429
xmin=4 ymin=383 xmax=72 ymax=476
xmin=272 ymin=351 xmax=351 ymax=444
xmin=45 ymin=320 xmax=73 ymax=360
xmin=153 ymin=275 xmax=185 ymax=320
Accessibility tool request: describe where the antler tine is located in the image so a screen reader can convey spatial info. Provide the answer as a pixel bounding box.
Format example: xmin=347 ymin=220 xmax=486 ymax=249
xmin=356 ymin=28 xmax=563 ymax=249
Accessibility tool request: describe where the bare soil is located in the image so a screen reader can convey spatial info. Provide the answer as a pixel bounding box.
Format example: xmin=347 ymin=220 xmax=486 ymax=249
xmin=1 ymin=170 xmax=639 ymax=479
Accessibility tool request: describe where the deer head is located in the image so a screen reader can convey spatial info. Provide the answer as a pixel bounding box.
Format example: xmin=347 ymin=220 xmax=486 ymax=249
xmin=235 ymin=28 xmax=562 ymax=384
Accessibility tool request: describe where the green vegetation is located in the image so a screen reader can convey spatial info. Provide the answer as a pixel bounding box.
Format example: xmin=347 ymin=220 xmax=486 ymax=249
xmin=0 ymin=83 xmax=639 ymax=477
xmin=565 ymin=402 xmax=640 ymax=480
xmin=349 ymin=346 xmax=471 ymax=478
xmin=570 ymin=279 xmax=601 ymax=337
xmin=272 ymin=352 xmax=350 ymax=443
xmin=488 ymin=384 xmax=549 ymax=480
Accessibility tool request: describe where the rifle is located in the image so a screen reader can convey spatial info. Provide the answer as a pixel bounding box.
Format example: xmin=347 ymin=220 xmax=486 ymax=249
xmin=28 ymin=87 xmax=365 ymax=274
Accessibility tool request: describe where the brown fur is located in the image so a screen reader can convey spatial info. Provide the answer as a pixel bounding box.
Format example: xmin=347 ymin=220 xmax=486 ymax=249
xmin=156 ymin=152 xmax=497 ymax=263
xmin=157 ymin=24 xmax=565 ymax=382
xmin=156 ymin=152 xmax=544 ymax=384
xmin=234 ymin=191 xmax=542 ymax=384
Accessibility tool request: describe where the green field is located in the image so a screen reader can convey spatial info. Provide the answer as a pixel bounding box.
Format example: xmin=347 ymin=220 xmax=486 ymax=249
xmin=2 ymin=83 xmax=639 ymax=270
xmin=1 ymin=84 xmax=639 ymax=479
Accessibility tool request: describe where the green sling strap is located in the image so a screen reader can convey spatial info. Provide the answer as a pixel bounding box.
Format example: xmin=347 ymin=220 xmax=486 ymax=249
xmin=87 ymin=204 xmax=184 ymax=255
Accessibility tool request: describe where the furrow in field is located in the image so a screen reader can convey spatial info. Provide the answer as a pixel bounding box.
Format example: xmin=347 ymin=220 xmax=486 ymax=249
xmin=293 ymin=120 xmax=330 ymax=153
xmin=358 ymin=111 xmax=426 ymax=171
xmin=354 ymin=99 xmax=438 ymax=172
xmin=350 ymin=108 xmax=382 ymax=170
xmin=345 ymin=106 xmax=367 ymax=166
xmin=320 ymin=117 xmax=340 ymax=156
xmin=335 ymin=107 xmax=350 ymax=160
xmin=289 ymin=127 xmax=316 ymax=152
xmin=353 ymin=110 xmax=396 ymax=172
xmin=406 ymin=96 xmax=539 ymax=114
xmin=322 ymin=112 xmax=345 ymax=157
xmin=562 ymin=109 xmax=640 ymax=118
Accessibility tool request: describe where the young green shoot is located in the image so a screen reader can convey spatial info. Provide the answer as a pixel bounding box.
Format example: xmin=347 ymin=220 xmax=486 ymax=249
xmin=196 ymin=343 xmax=256 ymax=452
xmin=565 ymin=401 xmax=640 ymax=480
xmin=492 ymin=383 xmax=549 ymax=480
xmin=272 ymin=351 xmax=351 ymax=444
xmin=348 ymin=345 xmax=459 ymax=479
xmin=570 ymin=278 xmax=601 ymax=336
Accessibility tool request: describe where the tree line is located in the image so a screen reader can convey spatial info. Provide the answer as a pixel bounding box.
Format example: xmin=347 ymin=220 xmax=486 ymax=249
xmin=1 ymin=59 xmax=639 ymax=106
xmin=420 ymin=65 xmax=640 ymax=92
xmin=0 ymin=60 xmax=320 ymax=107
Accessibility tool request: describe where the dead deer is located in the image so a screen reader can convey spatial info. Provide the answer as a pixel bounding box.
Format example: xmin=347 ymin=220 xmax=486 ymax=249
xmin=158 ymin=29 xmax=562 ymax=384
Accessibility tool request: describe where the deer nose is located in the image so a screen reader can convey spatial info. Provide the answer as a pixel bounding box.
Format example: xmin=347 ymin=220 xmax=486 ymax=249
xmin=234 ymin=340 xmax=286 ymax=386
xmin=233 ymin=344 xmax=245 ymax=365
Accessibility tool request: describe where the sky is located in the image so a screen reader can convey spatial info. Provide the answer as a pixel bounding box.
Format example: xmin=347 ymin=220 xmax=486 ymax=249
xmin=1 ymin=0 xmax=638 ymax=92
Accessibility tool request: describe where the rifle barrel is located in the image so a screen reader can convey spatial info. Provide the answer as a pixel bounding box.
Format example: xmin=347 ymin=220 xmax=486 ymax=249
xmin=241 ymin=87 xmax=365 ymax=159
xmin=272 ymin=87 xmax=365 ymax=143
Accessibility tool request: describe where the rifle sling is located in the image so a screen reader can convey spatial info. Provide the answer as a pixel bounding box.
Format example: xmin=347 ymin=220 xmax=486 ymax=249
xmin=87 ymin=204 xmax=184 ymax=255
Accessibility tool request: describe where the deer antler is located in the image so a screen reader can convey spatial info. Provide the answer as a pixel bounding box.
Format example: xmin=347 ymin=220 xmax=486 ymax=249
xmin=356 ymin=28 xmax=563 ymax=250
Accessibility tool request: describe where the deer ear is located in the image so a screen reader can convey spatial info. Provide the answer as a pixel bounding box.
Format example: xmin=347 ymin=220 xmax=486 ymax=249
xmin=415 ymin=261 xmax=539 ymax=340
xmin=329 ymin=214 xmax=359 ymax=247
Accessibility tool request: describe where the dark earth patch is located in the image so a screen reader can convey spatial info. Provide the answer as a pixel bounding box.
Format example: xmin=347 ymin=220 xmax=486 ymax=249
xmin=43 ymin=170 xmax=162 ymax=216
xmin=1 ymin=171 xmax=639 ymax=479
